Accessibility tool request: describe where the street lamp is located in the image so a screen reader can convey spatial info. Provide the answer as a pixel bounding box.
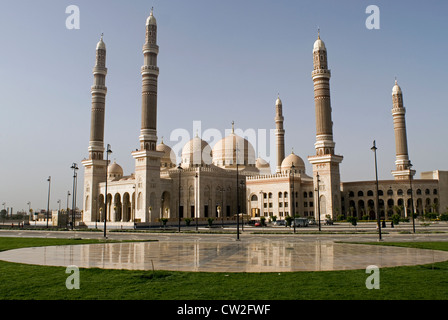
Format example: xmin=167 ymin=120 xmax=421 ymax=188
xmin=291 ymin=163 xmax=296 ymax=234
xmin=240 ymin=180 xmax=245 ymax=231
xmin=409 ymin=163 xmax=416 ymax=233
xmin=195 ymin=172 xmax=199 ymax=231
xmin=178 ymin=163 xmax=183 ymax=232
xmin=316 ymin=172 xmax=321 ymax=232
xmin=103 ymin=144 xmax=112 ymax=238
xmin=371 ymin=140 xmax=382 ymax=241
xmin=46 ymin=176 xmax=51 ymax=228
xmin=235 ymin=144 xmax=240 ymax=241
xmin=71 ymin=163 xmax=79 ymax=230
xmin=27 ymin=201 xmax=31 ymax=222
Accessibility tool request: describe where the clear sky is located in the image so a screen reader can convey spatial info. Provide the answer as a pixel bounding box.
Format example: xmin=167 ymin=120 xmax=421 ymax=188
xmin=1 ymin=0 xmax=447 ymax=213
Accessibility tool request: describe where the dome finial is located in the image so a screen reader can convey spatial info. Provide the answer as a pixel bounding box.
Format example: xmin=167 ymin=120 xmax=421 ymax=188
xmin=231 ymin=121 xmax=235 ymax=134
xmin=317 ymin=26 xmax=320 ymax=39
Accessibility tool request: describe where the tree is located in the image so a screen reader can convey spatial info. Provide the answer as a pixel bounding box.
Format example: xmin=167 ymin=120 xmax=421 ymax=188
xmin=207 ymin=218 xmax=214 ymax=227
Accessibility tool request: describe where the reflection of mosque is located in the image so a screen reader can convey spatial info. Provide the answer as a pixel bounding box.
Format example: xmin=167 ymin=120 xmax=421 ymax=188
xmin=82 ymin=9 xmax=447 ymax=228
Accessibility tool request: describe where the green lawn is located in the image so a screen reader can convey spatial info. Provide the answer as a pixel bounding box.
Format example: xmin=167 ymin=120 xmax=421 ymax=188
xmin=0 ymin=237 xmax=447 ymax=300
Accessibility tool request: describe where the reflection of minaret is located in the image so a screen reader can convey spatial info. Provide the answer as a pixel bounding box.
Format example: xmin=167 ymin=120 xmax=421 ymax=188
xmin=132 ymin=8 xmax=164 ymax=223
xmin=275 ymin=95 xmax=285 ymax=173
xmin=391 ymin=80 xmax=415 ymax=180
xmin=82 ymin=35 xmax=109 ymax=222
xmin=308 ymin=30 xmax=343 ymax=219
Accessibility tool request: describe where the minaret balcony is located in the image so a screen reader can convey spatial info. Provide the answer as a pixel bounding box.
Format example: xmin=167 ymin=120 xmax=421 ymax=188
xmin=91 ymin=85 xmax=107 ymax=94
xmin=141 ymin=65 xmax=159 ymax=76
xmin=311 ymin=69 xmax=331 ymax=78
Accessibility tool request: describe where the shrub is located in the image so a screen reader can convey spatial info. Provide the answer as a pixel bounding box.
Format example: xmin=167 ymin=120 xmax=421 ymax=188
xmin=347 ymin=216 xmax=357 ymax=226
xmin=440 ymin=213 xmax=448 ymax=221
xmin=391 ymin=214 xmax=401 ymax=225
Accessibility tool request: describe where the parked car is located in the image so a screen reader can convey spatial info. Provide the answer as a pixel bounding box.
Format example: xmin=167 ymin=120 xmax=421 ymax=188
xmin=292 ymin=218 xmax=309 ymax=227
xmin=274 ymin=220 xmax=286 ymax=226
xmin=254 ymin=222 xmax=261 ymax=227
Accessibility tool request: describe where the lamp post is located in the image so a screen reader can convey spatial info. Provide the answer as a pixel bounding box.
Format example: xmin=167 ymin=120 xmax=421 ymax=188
xmin=103 ymin=144 xmax=112 ymax=238
xmin=27 ymin=201 xmax=31 ymax=222
xmin=71 ymin=163 xmax=79 ymax=230
xmin=409 ymin=163 xmax=416 ymax=233
xmin=178 ymin=163 xmax=183 ymax=233
xmin=371 ymin=140 xmax=382 ymax=241
xmin=240 ymin=180 xmax=245 ymax=231
xmin=236 ymin=144 xmax=240 ymax=241
xmin=316 ymin=172 xmax=321 ymax=232
xmin=219 ymin=186 xmax=225 ymax=228
xmin=46 ymin=176 xmax=51 ymax=228
xmin=291 ymin=163 xmax=296 ymax=233
xmin=195 ymin=172 xmax=198 ymax=231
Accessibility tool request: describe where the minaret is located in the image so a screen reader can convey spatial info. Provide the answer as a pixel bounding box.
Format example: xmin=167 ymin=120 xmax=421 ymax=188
xmin=82 ymin=35 xmax=109 ymax=222
xmin=89 ymin=34 xmax=107 ymax=160
xmin=391 ymin=80 xmax=415 ymax=180
xmin=132 ymin=8 xmax=164 ymax=223
xmin=139 ymin=7 xmax=159 ymax=151
xmin=308 ymin=31 xmax=343 ymax=219
xmin=275 ymin=95 xmax=285 ymax=173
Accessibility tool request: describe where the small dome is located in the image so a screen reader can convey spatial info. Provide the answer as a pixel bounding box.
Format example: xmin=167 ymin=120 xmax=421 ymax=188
xmin=108 ymin=161 xmax=123 ymax=178
xmin=313 ymin=31 xmax=326 ymax=52
xmin=96 ymin=36 xmax=106 ymax=50
xmin=276 ymin=95 xmax=282 ymax=106
xmin=146 ymin=8 xmax=157 ymax=26
xmin=181 ymin=135 xmax=212 ymax=167
xmin=157 ymin=141 xmax=176 ymax=169
xmin=281 ymin=151 xmax=306 ymax=174
xmin=392 ymin=80 xmax=402 ymax=95
xmin=256 ymin=157 xmax=270 ymax=168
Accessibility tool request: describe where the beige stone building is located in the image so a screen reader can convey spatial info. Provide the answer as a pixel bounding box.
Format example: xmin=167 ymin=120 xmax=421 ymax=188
xmin=81 ymin=10 xmax=447 ymax=228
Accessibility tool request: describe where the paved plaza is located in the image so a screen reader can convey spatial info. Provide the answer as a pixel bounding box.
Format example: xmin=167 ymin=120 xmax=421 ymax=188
xmin=1 ymin=228 xmax=448 ymax=272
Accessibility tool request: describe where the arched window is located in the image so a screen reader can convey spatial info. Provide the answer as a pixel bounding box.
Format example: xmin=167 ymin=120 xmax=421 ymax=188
xmin=387 ymin=189 xmax=393 ymax=196
xmin=303 ymin=192 xmax=308 ymax=198
xmin=397 ymin=189 xmax=403 ymax=196
xmin=378 ymin=190 xmax=383 ymax=196
xmin=416 ymin=189 xmax=422 ymax=195
xmin=278 ymin=192 xmax=282 ymax=198
xmin=251 ymin=195 xmax=258 ymax=201
xmin=425 ymin=189 xmax=430 ymax=195
xmin=367 ymin=190 xmax=374 ymax=197
xmin=349 ymin=191 xmax=354 ymax=197
xmin=358 ymin=191 xmax=364 ymax=197
xmin=309 ymin=191 xmax=313 ymax=198
xmin=434 ymin=189 xmax=438 ymax=195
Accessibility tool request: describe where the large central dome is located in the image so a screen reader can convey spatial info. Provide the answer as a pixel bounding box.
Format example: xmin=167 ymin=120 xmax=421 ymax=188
xmin=181 ymin=135 xmax=212 ymax=168
xmin=212 ymin=127 xmax=256 ymax=170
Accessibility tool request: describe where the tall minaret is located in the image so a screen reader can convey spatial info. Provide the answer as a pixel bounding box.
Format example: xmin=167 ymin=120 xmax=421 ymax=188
xmin=82 ymin=35 xmax=109 ymax=222
xmin=275 ymin=95 xmax=285 ymax=173
xmin=391 ymin=80 xmax=415 ymax=180
xmin=132 ymin=8 xmax=164 ymax=223
xmin=139 ymin=7 xmax=159 ymax=151
xmin=308 ymin=31 xmax=343 ymax=219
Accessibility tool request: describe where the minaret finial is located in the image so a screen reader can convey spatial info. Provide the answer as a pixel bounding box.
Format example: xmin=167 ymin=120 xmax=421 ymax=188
xmin=317 ymin=26 xmax=320 ymax=39
xmin=231 ymin=121 xmax=235 ymax=134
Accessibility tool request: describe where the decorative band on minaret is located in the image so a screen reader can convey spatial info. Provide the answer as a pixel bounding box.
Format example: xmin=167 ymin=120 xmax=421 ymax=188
xmin=391 ymin=80 xmax=414 ymax=180
xmin=89 ymin=34 xmax=108 ymax=160
xmin=139 ymin=7 xmax=159 ymax=151
xmin=275 ymin=95 xmax=285 ymax=173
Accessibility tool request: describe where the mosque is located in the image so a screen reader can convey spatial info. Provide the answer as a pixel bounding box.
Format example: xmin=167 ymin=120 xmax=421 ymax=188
xmin=81 ymin=9 xmax=447 ymax=227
